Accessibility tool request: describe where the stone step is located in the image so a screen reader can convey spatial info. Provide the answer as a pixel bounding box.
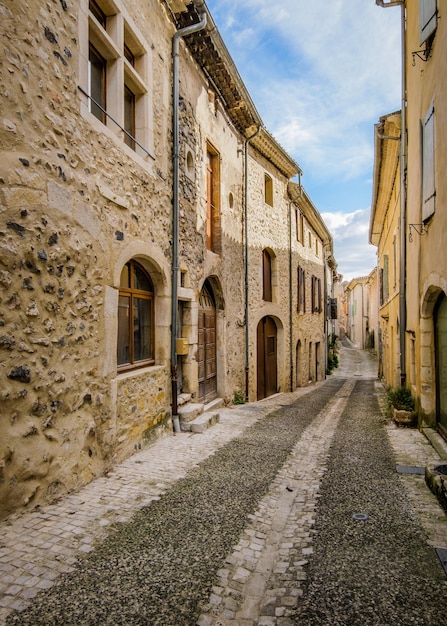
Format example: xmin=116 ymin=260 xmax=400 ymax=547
xmin=204 ymin=397 xmax=225 ymax=412
xmin=178 ymin=403 xmax=203 ymax=423
xmin=178 ymin=393 xmax=192 ymax=407
xmin=182 ymin=411 xmax=220 ymax=434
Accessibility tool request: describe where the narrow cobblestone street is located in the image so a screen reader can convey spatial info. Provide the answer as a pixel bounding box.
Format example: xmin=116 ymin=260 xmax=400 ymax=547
xmin=1 ymin=343 xmax=447 ymax=625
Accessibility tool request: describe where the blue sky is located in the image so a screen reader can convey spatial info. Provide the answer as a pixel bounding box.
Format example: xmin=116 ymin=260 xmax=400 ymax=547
xmin=205 ymin=0 xmax=402 ymax=281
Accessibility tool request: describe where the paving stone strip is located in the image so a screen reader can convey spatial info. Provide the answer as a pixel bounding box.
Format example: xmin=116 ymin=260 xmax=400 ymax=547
xmin=197 ymin=379 xmax=356 ymax=626
xmin=4 ymin=378 xmax=346 ymax=626
xmin=0 ymin=386 xmax=324 ymax=624
xmin=292 ymin=379 xmax=447 ymax=626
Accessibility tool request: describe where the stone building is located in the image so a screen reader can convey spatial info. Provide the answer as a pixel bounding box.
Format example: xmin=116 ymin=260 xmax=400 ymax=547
xmin=370 ymin=111 xmax=401 ymax=385
xmin=374 ymin=0 xmax=447 ymax=437
xmin=0 ymin=0 xmax=335 ymax=518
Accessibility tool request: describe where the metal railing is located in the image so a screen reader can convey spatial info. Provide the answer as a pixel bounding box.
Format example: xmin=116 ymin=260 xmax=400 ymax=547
xmin=77 ymin=85 xmax=153 ymax=159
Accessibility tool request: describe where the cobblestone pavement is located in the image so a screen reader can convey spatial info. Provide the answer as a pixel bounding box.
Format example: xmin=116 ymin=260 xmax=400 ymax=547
xmin=1 ymin=344 xmax=447 ymax=625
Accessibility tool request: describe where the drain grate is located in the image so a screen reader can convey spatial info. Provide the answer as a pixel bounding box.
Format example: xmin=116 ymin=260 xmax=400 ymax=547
xmin=396 ymin=465 xmax=425 ymax=475
xmin=435 ymin=548 xmax=447 ymax=577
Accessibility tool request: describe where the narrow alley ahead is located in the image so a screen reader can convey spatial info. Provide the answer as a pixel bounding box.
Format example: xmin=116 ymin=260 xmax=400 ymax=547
xmin=2 ymin=344 xmax=447 ymax=625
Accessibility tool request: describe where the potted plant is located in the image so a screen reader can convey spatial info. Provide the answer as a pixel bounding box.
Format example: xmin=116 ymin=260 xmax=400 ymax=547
xmin=386 ymin=385 xmax=417 ymax=426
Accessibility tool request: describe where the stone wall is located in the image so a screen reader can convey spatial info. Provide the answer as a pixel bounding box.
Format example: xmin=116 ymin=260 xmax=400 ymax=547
xmin=0 ymin=0 xmax=174 ymax=517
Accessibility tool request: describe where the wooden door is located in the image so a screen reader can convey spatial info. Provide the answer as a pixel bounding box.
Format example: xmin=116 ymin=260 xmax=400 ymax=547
xmin=257 ymin=316 xmax=277 ymax=400
xmin=198 ymin=284 xmax=217 ymax=403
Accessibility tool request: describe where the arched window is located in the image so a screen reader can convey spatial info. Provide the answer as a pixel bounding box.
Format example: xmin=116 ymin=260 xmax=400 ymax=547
xmin=117 ymin=259 xmax=154 ymax=369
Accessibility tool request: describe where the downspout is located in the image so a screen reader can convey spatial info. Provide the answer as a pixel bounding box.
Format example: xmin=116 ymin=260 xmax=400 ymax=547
xmin=288 ymin=201 xmax=294 ymax=391
xmin=171 ymin=11 xmax=207 ymax=432
xmin=244 ymin=126 xmax=261 ymax=401
xmin=376 ymin=0 xmax=407 ymax=387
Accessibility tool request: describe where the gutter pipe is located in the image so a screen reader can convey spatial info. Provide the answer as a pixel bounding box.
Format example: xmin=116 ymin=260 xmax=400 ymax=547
xmin=288 ymin=175 xmax=303 ymax=390
xmin=288 ymin=201 xmax=295 ymax=391
xmin=376 ymin=0 xmax=407 ymax=386
xmin=171 ymin=11 xmax=207 ymax=432
xmin=244 ymin=126 xmax=261 ymax=401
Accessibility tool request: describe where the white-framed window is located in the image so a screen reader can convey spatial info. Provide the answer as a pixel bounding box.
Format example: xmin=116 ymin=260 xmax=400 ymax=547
xmin=422 ymin=100 xmax=435 ymax=222
xmin=79 ymin=0 xmax=154 ymax=160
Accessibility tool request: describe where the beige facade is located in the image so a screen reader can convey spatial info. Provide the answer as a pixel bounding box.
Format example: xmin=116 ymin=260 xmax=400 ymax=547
xmin=0 ymin=0 xmax=334 ymax=518
xmin=370 ymin=112 xmax=401 ymax=386
xmin=373 ymin=0 xmax=447 ymax=435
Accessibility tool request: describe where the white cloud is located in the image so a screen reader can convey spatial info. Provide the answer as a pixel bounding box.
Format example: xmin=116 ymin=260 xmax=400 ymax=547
xmin=208 ymin=0 xmax=401 ymax=179
xmin=322 ymin=208 xmax=377 ymax=280
xmin=206 ymin=0 xmax=398 ymax=279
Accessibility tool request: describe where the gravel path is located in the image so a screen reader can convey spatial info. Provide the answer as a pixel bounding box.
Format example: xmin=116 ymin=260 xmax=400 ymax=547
xmin=6 ymin=379 xmax=345 ymax=626
xmin=293 ymin=379 xmax=447 ymax=626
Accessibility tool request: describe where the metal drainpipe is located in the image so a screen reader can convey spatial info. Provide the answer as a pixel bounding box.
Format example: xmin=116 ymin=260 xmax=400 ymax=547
xmin=244 ymin=126 xmax=261 ymax=401
xmin=323 ymin=245 xmax=328 ymax=377
xmin=376 ymin=0 xmax=406 ymax=386
xmin=288 ymin=202 xmax=294 ymax=391
xmin=171 ymin=11 xmax=207 ymax=432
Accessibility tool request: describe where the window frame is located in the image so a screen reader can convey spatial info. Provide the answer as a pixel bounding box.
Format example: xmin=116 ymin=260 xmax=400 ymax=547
xmin=81 ymin=0 xmax=153 ymax=160
xmin=262 ymin=249 xmax=273 ymax=302
xmin=88 ymin=42 xmax=107 ymax=123
xmin=206 ymin=143 xmax=221 ymax=254
xmin=117 ymin=259 xmax=155 ymax=372
xmin=297 ymin=266 xmax=306 ymax=313
xmin=264 ymin=174 xmax=273 ymax=207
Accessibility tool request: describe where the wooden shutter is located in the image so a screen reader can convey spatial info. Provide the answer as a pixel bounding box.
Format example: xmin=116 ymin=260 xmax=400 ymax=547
xmin=383 ymin=255 xmax=389 ymax=302
xmin=422 ymin=101 xmax=435 ymax=222
xmin=419 ymin=0 xmax=437 ymax=45
xmin=262 ymin=250 xmax=272 ymax=302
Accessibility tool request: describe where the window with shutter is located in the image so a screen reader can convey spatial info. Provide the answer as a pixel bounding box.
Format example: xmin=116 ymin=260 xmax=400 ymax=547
xmin=262 ymin=249 xmax=272 ymax=302
xmin=419 ymin=0 xmax=437 ymax=46
xmin=422 ymin=101 xmax=435 ymax=222
xmin=383 ymin=255 xmax=389 ymax=303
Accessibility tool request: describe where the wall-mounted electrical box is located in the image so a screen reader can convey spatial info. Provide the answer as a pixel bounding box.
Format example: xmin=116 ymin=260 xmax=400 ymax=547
xmin=176 ymin=337 xmax=189 ymax=355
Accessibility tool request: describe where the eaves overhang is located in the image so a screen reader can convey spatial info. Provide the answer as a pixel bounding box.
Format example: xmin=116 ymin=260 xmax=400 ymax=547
xmin=168 ymin=1 xmax=301 ymax=178
xmin=369 ymin=111 xmax=401 ymax=246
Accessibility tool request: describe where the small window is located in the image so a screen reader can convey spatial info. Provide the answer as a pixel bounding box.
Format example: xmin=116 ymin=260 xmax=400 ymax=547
xmin=124 ymin=85 xmax=136 ymax=150
xmin=206 ymin=145 xmax=221 ymax=253
xmin=117 ymin=260 xmax=154 ymax=369
xmin=297 ymin=266 xmax=306 ymax=313
xmin=88 ymin=43 xmax=106 ymax=123
xmin=262 ymin=249 xmax=272 ymax=302
xmin=264 ymin=174 xmax=273 ymax=206
xmin=124 ymin=42 xmax=135 ymax=67
xmin=311 ymin=276 xmax=322 ymax=313
xmin=89 ymin=0 xmax=106 ymax=28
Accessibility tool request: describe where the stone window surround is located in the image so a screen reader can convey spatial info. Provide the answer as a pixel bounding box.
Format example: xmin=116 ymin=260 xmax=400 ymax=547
xmin=102 ymin=244 xmax=171 ymax=381
xmin=78 ymin=0 xmax=155 ymax=168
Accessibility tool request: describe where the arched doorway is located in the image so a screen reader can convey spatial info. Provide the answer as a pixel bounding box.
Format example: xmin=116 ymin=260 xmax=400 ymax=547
xmin=435 ymin=293 xmax=447 ymax=438
xmin=198 ymin=281 xmax=217 ymax=403
xmin=257 ymin=316 xmax=278 ymax=400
